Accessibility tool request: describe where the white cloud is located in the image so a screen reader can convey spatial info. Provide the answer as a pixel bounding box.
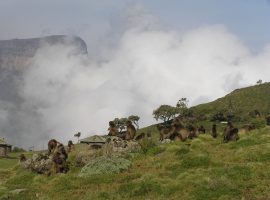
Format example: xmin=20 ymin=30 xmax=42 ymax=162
xmin=2 ymin=5 xmax=270 ymax=148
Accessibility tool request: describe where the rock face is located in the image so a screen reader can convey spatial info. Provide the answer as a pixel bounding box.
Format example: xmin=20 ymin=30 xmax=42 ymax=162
xmin=0 ymin=35 xmax=88 ymax=69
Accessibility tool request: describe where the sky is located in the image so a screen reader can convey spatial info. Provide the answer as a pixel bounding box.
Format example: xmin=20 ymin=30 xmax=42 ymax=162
xmin=1 ymin=0 xmax=270 ymax=148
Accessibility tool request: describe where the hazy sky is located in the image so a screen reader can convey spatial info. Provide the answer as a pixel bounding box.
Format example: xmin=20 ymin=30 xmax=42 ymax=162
xmin=1 ymin=0 xmax=270 ymax=50
xmin=1 ymin=1 xmax=270 ymax=148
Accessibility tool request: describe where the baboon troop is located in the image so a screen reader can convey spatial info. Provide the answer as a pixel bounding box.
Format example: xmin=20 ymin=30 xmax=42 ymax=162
xmin=156 ymin=117 xmax=241 ymax=143
xmin=107 ymin=120 xmax=137 ymax=141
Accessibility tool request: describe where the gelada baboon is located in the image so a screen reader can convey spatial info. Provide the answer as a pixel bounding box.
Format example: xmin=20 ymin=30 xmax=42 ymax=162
xmin=125 ymin=120 xmax=136 ymax=140
xmin=67 ymin=140 xmax=74 ymax=153
xmin=187 ymin=124 xmax=198 ymax=139
xmin=52 ymin=143 xmax=69 ymax=173
xmin=157 ymin=118 xmax=185 ymax=141
xmin=198 ymin=125 xmax=206 ymax=134
xmin=212 ymin=124 xmax=217 ymax=138
xmin=108 ymin=121 xmax=118 ymax=136
xmin=223 ymin=122 xmax=239 ymax=143
xmin=157 ymin=124 xmax=173 ymax=141
xmin=19 ymin=154 xmax=27 ymax=162
xmin=135 ymin=132 xmax=145 ymax=141
xmin=48 ymin=139 xmax=58 ymax=155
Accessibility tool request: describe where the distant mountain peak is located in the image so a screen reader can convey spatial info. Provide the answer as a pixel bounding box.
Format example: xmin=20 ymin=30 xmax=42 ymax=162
xmin=0 ymin=35 xmax=88 ymax=69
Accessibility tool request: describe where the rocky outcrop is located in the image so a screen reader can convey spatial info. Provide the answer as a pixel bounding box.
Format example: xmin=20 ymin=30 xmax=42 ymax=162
xmin=0 ymin=35 xmax=87 ymax=70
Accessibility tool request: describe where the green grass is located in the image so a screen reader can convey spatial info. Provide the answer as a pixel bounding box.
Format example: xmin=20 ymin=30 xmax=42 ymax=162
xmin=1 ymin=127 xmax=270 ymax=199
xmin=191 ymin=82 xmax=270 ymax=122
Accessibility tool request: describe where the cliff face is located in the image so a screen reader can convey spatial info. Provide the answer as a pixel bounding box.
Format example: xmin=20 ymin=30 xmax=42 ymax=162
xmin=0 ymin=35 xmax=88 ymax=69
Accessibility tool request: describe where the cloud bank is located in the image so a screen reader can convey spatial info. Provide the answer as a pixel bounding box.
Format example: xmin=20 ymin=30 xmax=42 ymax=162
xmin=1 ymin=5 xmax=270 ymax=149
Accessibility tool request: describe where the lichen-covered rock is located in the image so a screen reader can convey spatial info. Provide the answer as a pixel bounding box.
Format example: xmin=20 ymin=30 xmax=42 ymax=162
xmin=103 ymin=137 xmax=141 ymax=156
xmin=78 ymin=156 xmax=131 ymax=177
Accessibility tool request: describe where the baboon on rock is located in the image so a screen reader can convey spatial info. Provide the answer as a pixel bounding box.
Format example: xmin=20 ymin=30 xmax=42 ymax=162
xmin=48 ymin=139 xmax=58 ymax=155
xmin=48 ymin=139 xmax=69 ymax=173
xmin=223 ymin=122 xmax=239 ymax=143
xmin=212 ymin=124 xmax=217 ymax=138
xmin=108 ymin=121 xmax=118 ymax=136
xmin=125 ymin=120 xmax=136 ymax=140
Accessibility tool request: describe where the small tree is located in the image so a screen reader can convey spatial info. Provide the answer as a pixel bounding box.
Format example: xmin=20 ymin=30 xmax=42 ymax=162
xmin=113 ymin=117 xmax=128 ymax=132
xmin=74 ymin=132 xmax=81 ymax=143
xmin=153 ymin=105 xmax=179 ymax=124
xmin=256 ymin=79 xmax=262 ymax=85
xmin=128 ymin=115 xmax=140 ymax=130
xmin=176 ymin=98 xmax=189 ymax=116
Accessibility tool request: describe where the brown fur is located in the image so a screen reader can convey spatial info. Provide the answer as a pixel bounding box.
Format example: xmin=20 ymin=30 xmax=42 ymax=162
xmin=135 ymin=132 xmax=145 ymax=141
xmin=19 ymin=154 xmax=27 ymax=162
xmin=67 ymin=140 xmax=74 ymax=153
xmin=223 ymin=122 xmax=239 ymax=142
xmin=108 ymin=121 xmax=118 ymax=136
xmin=48 ymin=139 xmax=58 ymax=155
xmin=125 ymin=120 xmax=136 ymax=140
xmin=212 ymin=124 xmax=217 ymax=138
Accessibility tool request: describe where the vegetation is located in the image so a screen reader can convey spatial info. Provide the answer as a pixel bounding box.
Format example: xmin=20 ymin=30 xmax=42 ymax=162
xmin=1 ymin=127 xmax=270 ymax=199
xmin=1 ymin=83 xmax=270 ymax=199
xmin=191 ymin=82 xmax=270 ymax=122
xmin=79 ymin=156 xmax=131 ymax=177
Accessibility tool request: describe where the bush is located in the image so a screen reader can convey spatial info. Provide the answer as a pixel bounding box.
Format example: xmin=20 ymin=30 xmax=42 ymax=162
xmin=250 ymin=118 xmax=267 ymax=129
xmin=78 ymin=156 xmax=131 ymax=177
xmin=12 ymin=147 xmax=26 ymax=153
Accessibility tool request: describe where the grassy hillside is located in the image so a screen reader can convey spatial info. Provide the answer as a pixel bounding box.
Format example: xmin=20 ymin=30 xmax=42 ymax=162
xmin=191 ymin=82 xmax=270 ymax=120
xmin=1 ymin=128 xmax=270 ymax=199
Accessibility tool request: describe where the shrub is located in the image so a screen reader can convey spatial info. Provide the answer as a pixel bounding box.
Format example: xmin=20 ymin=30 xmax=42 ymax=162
xmin=250 ymin=118 xmax=267 ymax=129
xmin=78 ymin=156 xmax=131 ymax=177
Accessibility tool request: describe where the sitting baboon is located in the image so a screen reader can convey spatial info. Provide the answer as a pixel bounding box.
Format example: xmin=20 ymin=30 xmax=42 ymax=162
xmin=223 ymin=122 xmax=239 ymax=143
xmin=52 ymin=152 xmax=69 ymax=173
xmin=171 ymin=117 xmax=184 ymax=131
xmin=135 ymin=132 xmax=145 ymax=141
xmin=157 ymin=124 xmax=174 ymax=141
xmin=212 ymin=124 xmax=217 ymax=138
xmin=52 ymin=143 xmax=69 ymax=173
xmin=19 ymin=154 xmax=27 ymax=162
xmin=125 ymin=120 xmax=136 ymax=140
xmin=169 ymin=131 xmax=183 ymax=141
xmin=187 ymin=124 xmax=198 ymax=139
xmin=198 ymin=125 xmax=206 ymax=134
xmin=48 ymin=139 xmax=58 ymax=155
xmin=108 ymin=121 xmax=118 ymax=136
xmin=67 ymin=140 xmax=74 ymax=153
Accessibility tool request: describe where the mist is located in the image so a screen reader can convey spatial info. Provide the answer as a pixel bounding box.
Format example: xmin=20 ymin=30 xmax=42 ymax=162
xmin=1 ymin=5 xmax=270 ymax=149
